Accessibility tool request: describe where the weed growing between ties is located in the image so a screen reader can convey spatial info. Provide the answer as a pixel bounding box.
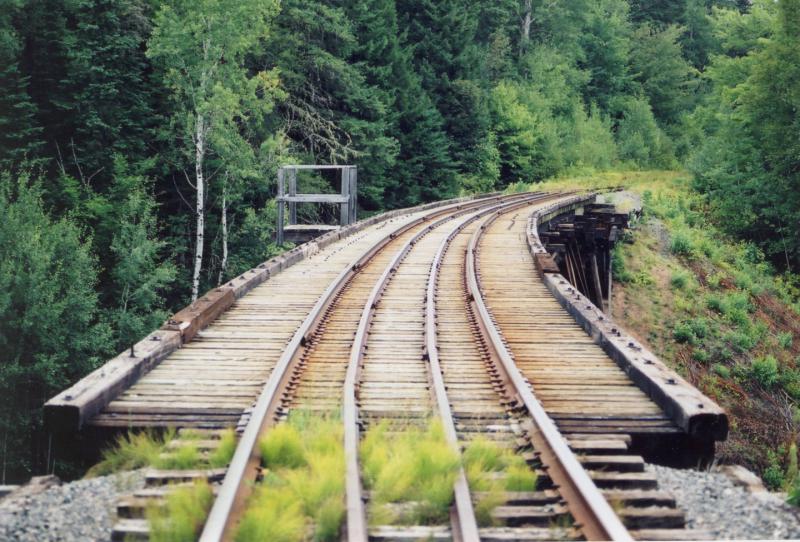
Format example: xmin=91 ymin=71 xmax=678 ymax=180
xmin=147 ymin=480 xmax=214 ymax=542
xmin=235 ymin=411 xmax=345 ymax=542
xmin=462 ymin=437 xmax=538 ymax=526
xmin=86 ymin=428 xmax=237 ymax=476
xmin=361 ymin=419 xmax=460 ymax=526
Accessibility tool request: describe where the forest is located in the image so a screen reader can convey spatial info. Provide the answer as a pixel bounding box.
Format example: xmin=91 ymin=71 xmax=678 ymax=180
xmin=0 ymin=0 xmax=798 ymax=483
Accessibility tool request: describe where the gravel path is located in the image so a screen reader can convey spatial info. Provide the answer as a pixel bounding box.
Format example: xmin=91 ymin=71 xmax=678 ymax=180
xmin=0 ymin=471 xmax=144 ymax=542
xmin=650 ymin=464 xmax=800 ymax=540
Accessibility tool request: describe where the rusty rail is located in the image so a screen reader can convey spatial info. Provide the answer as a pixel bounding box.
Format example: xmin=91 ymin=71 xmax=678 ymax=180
xmin=422 ymin=193 xmax=550 ymax=541
xmin=465 ymin=201 xmax=635 ymax=542
xmin=199 ymin=193 xmax=532 ymax=541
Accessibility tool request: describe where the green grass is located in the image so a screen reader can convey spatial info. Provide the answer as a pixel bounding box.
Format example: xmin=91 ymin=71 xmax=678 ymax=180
xmin=86 ymin=429 xmax=174 ymax=477
xmin=236 ymin=411 xmax=344 ymax=542
xmin=361 ymin=419 xmax=460 ymax=526
xmin=147 ymin=480 xmax=214 ymax=542
xmin=209 ymin=428 xmax=237 ymax=468
xmin=462 ymin=437 xmax=538 ymax=526
xmin=87 ymin=427 xmax=238 ymax=477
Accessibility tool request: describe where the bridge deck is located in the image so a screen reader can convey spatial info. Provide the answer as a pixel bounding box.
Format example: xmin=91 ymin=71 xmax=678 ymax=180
xmin=90 ymin=207 xmax=437 ymax=428
xmin=478 ymin=207 xmax=679 ymax=436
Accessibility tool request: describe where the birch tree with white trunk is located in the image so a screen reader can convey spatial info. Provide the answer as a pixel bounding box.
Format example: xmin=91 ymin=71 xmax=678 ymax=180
xmin=147 ymin=0 xmax=283 ymax=301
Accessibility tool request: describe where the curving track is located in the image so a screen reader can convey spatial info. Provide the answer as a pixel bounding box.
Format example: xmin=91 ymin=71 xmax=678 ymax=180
xmin=99 ymin=192 xmax=717 ymax=542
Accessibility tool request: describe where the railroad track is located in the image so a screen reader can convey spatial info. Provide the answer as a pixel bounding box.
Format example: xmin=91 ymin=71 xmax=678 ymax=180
xmin=96 ymin=191 xmax=722 ymax=541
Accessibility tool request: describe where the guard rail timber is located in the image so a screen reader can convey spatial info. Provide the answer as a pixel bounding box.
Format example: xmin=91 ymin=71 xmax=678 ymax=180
xmin=527 ymin=193 xmax=729 ymax=442
xmin=44 ymin=192 xmax=502 ymax=433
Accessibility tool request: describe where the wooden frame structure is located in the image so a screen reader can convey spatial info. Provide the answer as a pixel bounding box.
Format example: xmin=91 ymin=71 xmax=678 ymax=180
xmin=276 ymin=165 xmax=357 ymax=244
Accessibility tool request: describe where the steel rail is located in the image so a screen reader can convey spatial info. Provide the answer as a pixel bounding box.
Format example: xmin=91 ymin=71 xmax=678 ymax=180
xmin=465 ymin=199 xmax=635 ymax=542
xmin=199 ymin=193 xmax=530 ymax=542
xmin=342 ymin=200 xmax=518 ymax=541
xmin=422 ymin=193 xmax=549 ymax=542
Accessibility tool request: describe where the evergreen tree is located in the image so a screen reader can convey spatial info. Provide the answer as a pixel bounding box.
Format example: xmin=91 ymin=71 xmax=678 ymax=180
xmin=58 ymin=0 xmax=157 ymax=188
xmin=107 ymin=169 xmax=175 ymax=355
xmin=0 ymin=172 xmax=110 ymax=478
xmin=629 ymin=24 xmax=698 ymax=126
xmin=0 ymin=2 xmax=43 ymax=170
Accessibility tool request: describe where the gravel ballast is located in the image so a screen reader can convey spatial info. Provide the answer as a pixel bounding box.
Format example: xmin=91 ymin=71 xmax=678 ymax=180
xmin=0 ymin=471 xmax=144 ymax=542
xmin=650 ymin=464 xmax=800 ymax=540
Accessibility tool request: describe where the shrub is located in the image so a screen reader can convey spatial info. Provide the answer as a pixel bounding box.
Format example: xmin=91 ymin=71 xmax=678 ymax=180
xmin=779 ymin=332 xmax=793 ymax=349
xmin=764 ymin=451 xmax=785 ymax=490
xmin=712 ymin=363 xmax=731 ymax=378
xmin=612 ymin=246 xmax=633 ymax=283
xmin=670 ymin=271 xmax=689 ymax=290
xmin=670 ymin=231 xmax=694 ymax=257
xmin=692 ymin=349 xmax=710 ymax=363
xmin=750 ymin=356 xmax=780 ymax=388
xmin=673 ymin=322 xmax=695 ymax=344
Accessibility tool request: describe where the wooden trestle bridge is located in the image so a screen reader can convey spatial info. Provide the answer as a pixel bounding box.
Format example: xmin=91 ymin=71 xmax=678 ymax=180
xmin=45 ymin=191 xmax=728 ymax=542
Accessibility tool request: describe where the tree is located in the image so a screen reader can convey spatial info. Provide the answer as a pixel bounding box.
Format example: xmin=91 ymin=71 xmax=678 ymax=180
xmin=0 ymin=1 xmax=43 ymax=170
xmin=106 ymin=164 xmax=175 ymax=355
xmin=629 ymin=24 xmax=698 ymax=126
xmin=147 ymin=0 xmax=282 ymax=301
xmin=0 ymin=172 xmax=110 ymax=479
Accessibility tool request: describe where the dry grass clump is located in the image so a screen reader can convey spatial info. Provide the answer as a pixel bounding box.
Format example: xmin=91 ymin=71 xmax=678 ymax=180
xmin=462 ymin=437 xmax=538 ymax=526
xmin=361 ymin=419 xmax=460 ymax=525
xmin=147 ymin=480 xmax=214 ymax=542
xmin=236 ymin=411 xmax=345 ymax=542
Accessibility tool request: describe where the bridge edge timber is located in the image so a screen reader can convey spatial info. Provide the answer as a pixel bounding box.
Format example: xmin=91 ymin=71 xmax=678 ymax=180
xmin=526 ymin=192 xmax=729 ymax=442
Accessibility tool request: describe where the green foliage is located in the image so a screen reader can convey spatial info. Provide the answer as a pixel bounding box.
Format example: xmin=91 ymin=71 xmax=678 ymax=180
xmin=764 ymin=450 xmax=786 ymax=490
xmin=209 ymin=429 xmax=237 ymax=468
xmin=148 ymin=481 xmax=214 ymax=542
xmin=361 ymin=419 xmax=460 ymax=525
xmin=87 ymin=430 xmax=172 ymax=477
xmin=750 ymin=356 xmax=780 ymax=388
xmin=462 ymin=437 xmax=538 ymax=525
xmin=238 ymin=412 xmax=344 ymax=542
xmin=259 ymin=423 xmax=307 ymax=470
xmin=0 ymin=173 xmax=111 ymax=478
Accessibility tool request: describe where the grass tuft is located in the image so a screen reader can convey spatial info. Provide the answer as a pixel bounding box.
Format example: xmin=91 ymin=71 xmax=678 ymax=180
xmin=147 ymin=480 xmax=213 ymax=542
xmin=236 ymin=411 xmax=344 ymax=542
xmin=462 ymin=437 xmax=538 ymax=526
xmin=209 ymin=429 xmax=237 ymax=468
xmin=362 ymin=419 xmax=460 ymax=525
xmin=259 ymin=422 xmax=307 ymax=470
xmin=86 ymin=429 xmax=174 ymax=477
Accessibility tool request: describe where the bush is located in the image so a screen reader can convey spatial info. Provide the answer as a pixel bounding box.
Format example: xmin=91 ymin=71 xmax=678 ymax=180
xmin=712 ymin=363 xmax=731 ymax=378
xmin=763 ymin=450 xmax=785 ymax=490
xmin=750 ymin=356 xmax=780 ymax=388
xmin=673 ymin=322 xmax=695 ymax=344
xmin=670 ymin=271 xmax=690 ymax=290
xmin=670 ymin=231 xmax=694 ymax=257
xmin=779 ymin=332 xmax=793 ymax=349
xmin=692 ymin=349 xmax=710 ymax=363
